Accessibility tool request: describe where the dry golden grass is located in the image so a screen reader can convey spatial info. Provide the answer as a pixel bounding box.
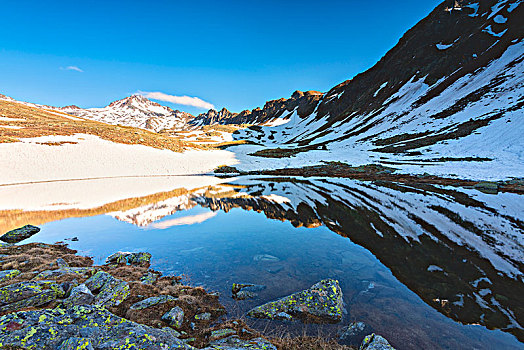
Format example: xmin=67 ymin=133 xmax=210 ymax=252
xmin=0 ymin=100 xmax=188 ymax=151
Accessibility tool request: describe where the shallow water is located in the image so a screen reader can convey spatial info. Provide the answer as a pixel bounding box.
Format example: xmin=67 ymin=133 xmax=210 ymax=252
xmin=3 ymin=175 xmax=523 ymax=349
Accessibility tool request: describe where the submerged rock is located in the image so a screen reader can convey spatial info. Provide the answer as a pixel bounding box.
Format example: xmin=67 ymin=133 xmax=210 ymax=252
xmin=232 ymin=283 xmax=266 ymax=300
xmin=0 ymin=304 xmax=194 ymax=349
xmin=253 ymin=254 xmax=280 ymax=262
xmin=0 ymin=225 xmax=40 ymax=244
xmin=339 ymin=321 xmax=374 ymax=347
xmin=162 ymin=306 xmax=185 ymax=328
xmin=131 ymin=295 xmax=177 ymax=310
xmin=0 ymin=269 xmax=20 ymax=283
xmin=204 ymin=335 xmax=277 ymax=350
xmin=247 ymin=279 xmax=343 ymax=323
xmin=360 ymin=333 xmax=395 ymax=350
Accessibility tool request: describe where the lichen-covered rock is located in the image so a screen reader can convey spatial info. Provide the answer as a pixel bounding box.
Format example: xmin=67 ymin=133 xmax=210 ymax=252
xmin=0 ymin=305 xmax=194 ymax=349
xmin=0 ymin=289 xmax=59 ymax=313
xmin=62 ymin=284 xmax=94 ymax=308
xmin=56 ymin=258 xmax=69 ymax=269
xmin=0 ymin=269 xmax=20 ymax=283
xmin=232 ymin=283 xmax=265 ymax=300
xmin=130 ymin=295 xmax=177 ymax=310
xmin=84 ymin=271 xmax=113 ymax=293
xmin=0 ymin=281 xmax=62 ymax=306
xmin=105 ymin=251 xmax=152 ymax=266
xmin=209 ymin=328 xmax=236 ymax=341
xmin=194 ymin=312 xmax=211 ymax=321
xmin=339 ymin=321 xmax=374 ymax=347
xmin=36 ymin=267 xmax=95 ymax=279
xmin=360 ymin=333 xmax=395 ymax=350
xmin=141 ymin=271 xmax=158 ymax=285
xmin=0 ymin=225 xmax=40 ymax=243
xmin=204 ymin=335 xmax=277 ymax=350
xmin=127 ymin=252 xmax=152 ymax=266
xmin=58 ymin=337 xmax=94 ymax=350
xmin=95 ymin=279 xmax=130 ymax=307
xmin=247 ymin=279 xmax=343 ymax=323
xmin=162 ymin=306 xmax=184 ymax=328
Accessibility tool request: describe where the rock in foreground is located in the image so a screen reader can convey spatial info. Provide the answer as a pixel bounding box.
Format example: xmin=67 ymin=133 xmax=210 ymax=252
xmin=0 ymin=304 xmax=193 ymax=349
xmin=247 ymin=279 xmax=343 ymax=323
xmin=360 ymin=333 xmax=395 ymax=350
xmin=0 ymin=225 xmax=40 ymax=243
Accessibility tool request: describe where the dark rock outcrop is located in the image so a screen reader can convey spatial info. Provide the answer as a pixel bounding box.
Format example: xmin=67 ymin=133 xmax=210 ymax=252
xmin=1 ymin=225 xmax=40 ymax=243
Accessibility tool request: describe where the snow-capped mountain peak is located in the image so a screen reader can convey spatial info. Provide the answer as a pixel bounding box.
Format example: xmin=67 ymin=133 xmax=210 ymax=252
xmin=59 ymin=94 xmax=194 ymax=132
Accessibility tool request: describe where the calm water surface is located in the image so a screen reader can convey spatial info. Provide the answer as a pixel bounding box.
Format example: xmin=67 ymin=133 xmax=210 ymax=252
xmin=6 ymin=176 xmax=523 ymax=349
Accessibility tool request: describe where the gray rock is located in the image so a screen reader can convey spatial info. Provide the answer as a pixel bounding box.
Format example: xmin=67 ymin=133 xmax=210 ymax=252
xmin=339 ymin=321 xmax=374 ymax=347
xmin=0 ymin=224 xmax=40 ymax=243
xmin=205 ymin=335 xmax=277 ymax=350
xmin=253 ymin=254 xmax=279 ymax=262
xmin=0 ymin=269 xmax=20 ymax=283
xmin=210 ymin=328 xmax=236 ymax=341
xmin=95 ymin=279 xmax=130 ymax=307
xmin=474 ymin=181 xmax=499 ymax=194
xmin=84 ymin=271 xmax=113 ymax=292
xmin=194 ymin=312 xmax=211 ymax=321
xmin=162 ymin=306 xmax=185 ymax=328
xmin=360 ymin=333 xmax=395 ymax=350
xmin=0 ymin=281 xmax=62 ymax=306
xmin=105 ymin=251 xmax=152 ymax=266
xmin=36 ymin=267 xmax=95 ymax=279
xmin=232 ymin=283 xmax=265 ymax=300
xmin=141 ymin=271 xmax=158 ymax=285
xmin=130 ymin=295 xmax=177 ymax=310
xmin=56 ymin=258 xmax=69 ymax=269
xmin=58 ymin=337 xmax=94 ymax=350
xmin=0 ymin=304 xmax=194 ymax=349
xmin=247 ymin=279 xmax=343 ymax=323
xmin=62 ymin=284 xmax=95 ymax=308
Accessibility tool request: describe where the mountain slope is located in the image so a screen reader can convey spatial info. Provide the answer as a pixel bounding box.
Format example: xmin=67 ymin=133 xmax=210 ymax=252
xmin=58 ymin=95 xmax=194 ymax=132
xmin=227 ymin=0 xmax=524 ymax=180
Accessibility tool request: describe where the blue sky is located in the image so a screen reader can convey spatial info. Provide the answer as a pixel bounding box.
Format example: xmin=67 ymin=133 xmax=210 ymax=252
xmin=1 ymin=0 xmax=441 ymax=115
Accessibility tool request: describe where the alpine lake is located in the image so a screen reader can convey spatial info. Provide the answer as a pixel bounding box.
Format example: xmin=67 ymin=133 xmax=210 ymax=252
xmin=2 ymin=175 xmax=523 ymax=350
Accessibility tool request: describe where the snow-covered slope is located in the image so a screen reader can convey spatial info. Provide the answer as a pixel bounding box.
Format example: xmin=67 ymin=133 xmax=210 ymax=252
xmin=228 ymin=0 xmax=524 ymax=180
xmin=58 ymin=95 xmax=194 ymax=132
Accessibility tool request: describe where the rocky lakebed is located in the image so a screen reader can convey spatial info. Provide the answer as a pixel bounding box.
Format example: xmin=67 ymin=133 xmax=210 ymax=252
xmin=0 ymin=224 xmax=395 ymax=350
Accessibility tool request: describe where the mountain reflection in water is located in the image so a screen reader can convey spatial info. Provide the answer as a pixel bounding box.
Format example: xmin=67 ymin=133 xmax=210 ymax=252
xmin=6 ymin=175 xmax=523 ymax=349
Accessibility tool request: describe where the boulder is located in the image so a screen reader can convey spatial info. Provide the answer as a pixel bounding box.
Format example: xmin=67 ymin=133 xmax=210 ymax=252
xmin=194 ymin=312 xmax=211 ymax=321
xmin=210 ymin=328 xmax=236 ymax=341
xmin=84 ymin=271 xmax=113 ymax=292
xmin=0 ymin=304 xmax=194 ymax=349
xmin=339 ymin=321 xmax=374 ymax=347
xmin=0 ymin=269 xmax=20 ymax=283
xmin=105 ymin=251 xmax=152 ymax=266
xmin=247 ymin=279 xmax=343 ymax=323
xmin=205 ymin=335 xmax=277 ymax=350
xmin=130 ymin=295 xmax=177 ymax=310
xmin=62 ymin=284 xmax=95 ymax=308
xmin=36 ymin=267 xmax=95 ymax=279
xmin=0 ymin=281 xmax=62 ymax=306
xmin=360 ymin=333 xmax=395 ymax=350
xmin=0 ymin=225 xmax=40 ymax=244
xmin=232 ymin=283 xmax=265 ymax=300
xmin=162 ymin=306 xmax=184 ymax=328
xmin=95 ymin=279 xmax=130 ymax=307
xmin=141 ymin=271 xmax=158 ymax=285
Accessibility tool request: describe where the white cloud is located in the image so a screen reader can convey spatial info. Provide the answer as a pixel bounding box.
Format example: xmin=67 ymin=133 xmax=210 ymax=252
xmin=61 ymin=66 xmax=84 ymax=73
xmin=141 ymin=91 xmax=214 ymax=110
xmin=149 ymin=211 xmax=217 ymax=229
